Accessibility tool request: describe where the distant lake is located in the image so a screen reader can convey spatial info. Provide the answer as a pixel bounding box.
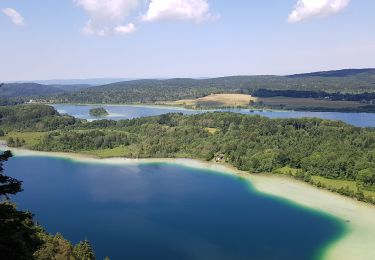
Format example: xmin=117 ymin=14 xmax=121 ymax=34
xmin=53 ymin=104 xmax=375 ymax=127
xmin=8 ymin=156 xmax=344 ymax=260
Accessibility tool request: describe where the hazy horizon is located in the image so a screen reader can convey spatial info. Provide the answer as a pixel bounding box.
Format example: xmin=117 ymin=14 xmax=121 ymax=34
xmin=1 ymin=0 xmax=374 ymax=82
xmin=3 ymin=67 xmax=374 ymax=85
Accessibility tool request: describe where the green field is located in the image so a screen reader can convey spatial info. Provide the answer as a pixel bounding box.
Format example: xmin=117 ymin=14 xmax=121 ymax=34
xmin=83 ymin=147 xmax=130 ymax=158
xmin=0 ymin=132 xmax=45 ymax=147
xmin=274 ymin=167 xmax=375 ymax=200
xmin=312 ymin=176 xmax=375 ymax=200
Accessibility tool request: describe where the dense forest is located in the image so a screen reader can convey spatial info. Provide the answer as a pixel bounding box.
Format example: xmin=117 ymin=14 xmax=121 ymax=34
xmin=1 ymin=104 xmax=375 ymax=204
xmin=0 ymin=150 xmax=101 ymax=260
xmin=253 ymin=89 xmax=375 ymax=102
xmin=0 ymin=83 xmax=90 ymax=98
xmin=0 ymin=83 xmax=64 ymax=98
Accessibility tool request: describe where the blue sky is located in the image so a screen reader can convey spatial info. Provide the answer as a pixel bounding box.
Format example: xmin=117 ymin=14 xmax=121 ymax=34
xmin=0 ymin=0 xmax=374 ymax=81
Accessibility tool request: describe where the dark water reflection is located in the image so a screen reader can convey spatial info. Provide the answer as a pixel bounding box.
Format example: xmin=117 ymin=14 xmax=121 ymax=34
xmin=8 ymin=156 xmax=344 ymax=260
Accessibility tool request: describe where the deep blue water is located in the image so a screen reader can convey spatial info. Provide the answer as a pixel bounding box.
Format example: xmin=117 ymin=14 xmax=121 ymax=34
xmin=53 ymin=104 xmax=375 ymax=127
xmin=7 ymin=156 xmax=344 ymax=260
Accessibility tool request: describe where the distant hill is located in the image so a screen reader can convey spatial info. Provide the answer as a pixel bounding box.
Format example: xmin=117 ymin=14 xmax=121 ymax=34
xmin=0 ymin=83 xmax=64 ymax=98
xmin=48 ymin=84 xmax=92 ymax=92
xmin=287 ymin=68 xmax=375 ymax=78
xmin=50 ymin=69 xmax=375 ymax=104
xmin=0 ymin=83 xmax=92 ymax=98
xmin=34 ymin=78 xmax=133 ymax=86
xmin=2 ymin=68 xmax=375 ymax=104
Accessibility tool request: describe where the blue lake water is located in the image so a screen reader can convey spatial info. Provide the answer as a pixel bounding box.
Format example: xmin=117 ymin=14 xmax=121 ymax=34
xmin=7 ymin=156 xmax=345 ymax=260
xmin=53 ymin=104 xmax=375 ymax=127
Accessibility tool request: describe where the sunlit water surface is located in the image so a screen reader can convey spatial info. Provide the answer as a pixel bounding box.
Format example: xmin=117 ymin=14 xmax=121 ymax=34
xmin=53 ymin=104 xmax=375 ymax=127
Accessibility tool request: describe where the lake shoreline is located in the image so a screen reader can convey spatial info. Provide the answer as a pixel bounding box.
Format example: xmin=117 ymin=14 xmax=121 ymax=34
xmin=4 ymin=146 xmax=375 ymax=260
xmin=52 ymin=102 xmax=284 ymax=114
xmin=49 ymin=102 xmax=375 ymax=114
xmin=49 ymin=103 xmax=375 ymax=128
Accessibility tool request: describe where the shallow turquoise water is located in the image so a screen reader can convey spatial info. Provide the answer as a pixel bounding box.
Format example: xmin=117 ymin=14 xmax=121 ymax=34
xmin=53 ymin=104 xmax=375 ymax=127
xmin=7 ymin=156 xmax=345 ymax=260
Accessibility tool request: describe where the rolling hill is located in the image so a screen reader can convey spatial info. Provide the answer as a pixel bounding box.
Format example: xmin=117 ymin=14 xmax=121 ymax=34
xmin=50 ymin=69 xmax=375 ymax=104
xmin=0 ymin=83 xmax=91 ymax=98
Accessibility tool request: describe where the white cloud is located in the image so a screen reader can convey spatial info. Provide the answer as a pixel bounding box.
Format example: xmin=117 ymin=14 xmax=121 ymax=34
xmin=113 ymin=23 xmax=136 ymax=35
xmin=74 ymin=0 xmax=139 ymax=36
xmin=82 ymin=20 xmax=136 ymax=36
xmin=2 ymin=8 xmax=25 ymax=26
xmin=142 ymin=0 xmax=214 ymax=23
xmin=288 ymin=0 xmax=350 ymax=23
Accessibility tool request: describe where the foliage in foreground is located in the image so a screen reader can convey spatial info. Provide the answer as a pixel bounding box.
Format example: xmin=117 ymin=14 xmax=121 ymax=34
xmin=0 ymin=150 xmax=97 ymax=260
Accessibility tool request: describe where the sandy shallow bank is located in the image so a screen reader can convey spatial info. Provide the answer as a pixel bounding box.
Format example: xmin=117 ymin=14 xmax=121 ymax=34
xmin=4 ymin=146 xmax=375 ymax=260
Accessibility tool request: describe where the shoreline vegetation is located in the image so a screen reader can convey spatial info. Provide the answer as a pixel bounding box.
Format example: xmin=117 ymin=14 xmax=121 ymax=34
xmin=154 ymin=94 xmax=375 ymax=113
xmin=36 ymin=94 xmax=375 ymax=113
xmin=1 ymin=104 xmax=375 ymax=204
xmin=5 ymin=146 xmax=375 ymax=260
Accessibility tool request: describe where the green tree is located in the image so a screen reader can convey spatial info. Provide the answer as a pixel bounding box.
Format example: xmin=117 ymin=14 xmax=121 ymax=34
xmin=34 ymin=232 xmax=75 ymax=260
xmin=73 ymin=240 xmax=96 ymax=260
xmin=357 ymin=169 xmax=375 ymax=188
xmin=0 ymin=151 xmax=42 ymax=259
xmin=0 ymin=151 xmax=22 ymax=199
xmin=0 ymin=150 xmax=98 ymax=259
xmin=7 ymin=136 xmax=14 ymax=147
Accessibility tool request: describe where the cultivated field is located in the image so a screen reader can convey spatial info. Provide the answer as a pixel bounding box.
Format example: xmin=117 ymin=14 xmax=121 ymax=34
xmin=159 ymin=94 xmax=256 ymax=108
xmin=158 ymin=94 xmax=365 ymax=110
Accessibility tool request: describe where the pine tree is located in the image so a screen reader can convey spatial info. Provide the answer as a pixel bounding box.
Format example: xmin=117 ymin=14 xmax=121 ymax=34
xmin=73 ymin=240 xmax=96 ymax=260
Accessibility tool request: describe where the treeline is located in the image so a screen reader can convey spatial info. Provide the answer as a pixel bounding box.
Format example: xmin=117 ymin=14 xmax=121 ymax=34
xmin=0 ymin=83 xmax=64 ymax=98
xmin=0 ymin=83 xmax=91 ymax=100
xmin=0 ymin=104 xmax=77 ymax=131
xmin=49 ymin=70 xmax=375 ymax=104
xmin=0 ymin=97 xmax=25 ymax=106
xmin=54 ymin=79 xmax=236 ymax=104
xmin=2 ymin=105 xmax=375 ymax=203
xmin=2 ymin=70 xmax=375 ymax=106
xmin=254 ymin=89 xmax=375 ymax=102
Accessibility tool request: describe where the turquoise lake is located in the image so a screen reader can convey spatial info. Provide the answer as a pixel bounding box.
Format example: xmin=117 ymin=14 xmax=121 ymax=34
xmin=53 ymin=104 xmax=375 ymax=127
xmin=7 ymin=156 xmax=345 ymax=260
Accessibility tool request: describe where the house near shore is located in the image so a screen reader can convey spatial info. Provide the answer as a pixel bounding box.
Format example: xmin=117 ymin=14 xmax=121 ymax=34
xmin=215 ymin=154 xmax=225 ymax=162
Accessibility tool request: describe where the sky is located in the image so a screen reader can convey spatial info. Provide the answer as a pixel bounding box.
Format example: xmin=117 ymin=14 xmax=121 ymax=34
xmin=0 ymin=0 xmax=374 ymax=81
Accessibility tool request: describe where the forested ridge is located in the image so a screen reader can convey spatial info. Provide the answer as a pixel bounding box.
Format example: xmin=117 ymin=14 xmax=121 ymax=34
xmin=1 ymin=104 xmax=375 ymax=204
xmin=53 ymin=72 xmax=375 ymax=104
xmin=52 ymin=73 xmax=375 ymax=103
xmin=0 ymin=83 xmax=91 ymax=98
xmin=2 ymin=69 xmax=375 ymax=106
